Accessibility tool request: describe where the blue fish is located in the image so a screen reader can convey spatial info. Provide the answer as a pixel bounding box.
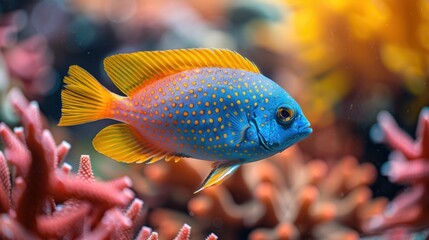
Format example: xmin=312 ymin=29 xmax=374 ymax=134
xmin=58 ymin=48 xmax=312 ymax=192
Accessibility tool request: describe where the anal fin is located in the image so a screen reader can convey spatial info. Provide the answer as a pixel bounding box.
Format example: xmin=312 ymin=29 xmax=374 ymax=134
xmin=93 ymin=124 xmax=173 ymax=164
xmin=194 ymin=162 xmax=242 ymax=193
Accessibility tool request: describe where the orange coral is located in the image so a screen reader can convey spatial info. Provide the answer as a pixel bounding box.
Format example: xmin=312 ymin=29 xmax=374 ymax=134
xmin=131 ymin=146 xmax=386 ymax=239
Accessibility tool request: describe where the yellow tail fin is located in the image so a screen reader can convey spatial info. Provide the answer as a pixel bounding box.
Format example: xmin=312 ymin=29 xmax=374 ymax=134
xmin=58 ymin=65 xmax=113 ymax=126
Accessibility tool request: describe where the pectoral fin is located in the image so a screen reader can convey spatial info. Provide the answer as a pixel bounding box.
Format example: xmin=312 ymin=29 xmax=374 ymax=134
xmin=226 ymin=105 xmax=252 ymax=145
xmin=194 ymin=162 xmax=241 ymax=193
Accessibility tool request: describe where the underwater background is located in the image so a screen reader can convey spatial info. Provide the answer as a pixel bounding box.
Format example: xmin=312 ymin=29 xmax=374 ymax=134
xmin=0 ymin=0 xmax=428 ymax=239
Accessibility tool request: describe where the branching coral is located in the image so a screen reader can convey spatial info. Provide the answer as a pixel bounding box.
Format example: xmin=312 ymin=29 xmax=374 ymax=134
xmin=197 ymin=151 xmax=386 ymax=240
xmin=0 ymin=88 xmax=133 ymax=238
xmin=364 ymin=107 xmax=429 ymax=235
xmin=130 ymin=146 xmax=386 ymax=239
xmin=0 ymin=88 xmax=217 ymax=240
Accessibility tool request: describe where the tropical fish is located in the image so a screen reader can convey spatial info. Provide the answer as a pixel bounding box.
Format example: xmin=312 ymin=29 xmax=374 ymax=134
xmin=58 ymin=48 xmax=312 ymax=193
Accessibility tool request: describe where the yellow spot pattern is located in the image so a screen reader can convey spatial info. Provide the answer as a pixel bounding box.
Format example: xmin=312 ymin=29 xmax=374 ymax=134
xmin=111 ymin=67 xmax=277 ymax=161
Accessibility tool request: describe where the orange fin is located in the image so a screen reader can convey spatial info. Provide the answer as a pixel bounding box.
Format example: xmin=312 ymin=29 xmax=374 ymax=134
xmin=104 ymin=48 xmax=260 ymax=96
xmin=58 ymin=66 xmax=115 ymax=126
xmin=194 ymin=162 xmax=241 ymax=193
xmin=93 ymin=123 xmax=176 ymax=164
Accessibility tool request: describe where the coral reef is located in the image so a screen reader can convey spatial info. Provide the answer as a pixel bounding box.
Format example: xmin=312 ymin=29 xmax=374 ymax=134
xmin=130 ymin=113 xmax=429 ymax=239
xmin=130 ymin=146 xmax=386 ymax=239
xmin=1 ymin=1 xmax=428 ymax=239
xmin=0 ymin=88 xmax=217 ymax=240
xmin=364 ymin=107 xmax=429 ymax=235
xmin=0 ymin=88 xmax=133 ymax=238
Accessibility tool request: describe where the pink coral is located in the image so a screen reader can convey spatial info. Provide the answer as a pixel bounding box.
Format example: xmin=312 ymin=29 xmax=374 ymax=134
xmin=0 ymin=11 xmax=54 ymax=98
xmin=0 ymin=88 xmax=132 ymax=238
xmin=2 ymin=34 xmax=55 ymax=97
xmin=135 ymin=223 xmax=218 ymax=240
xmin=0 ymin=87 xmax=217 ymax=239
xmin=364 ymin=108 xmax=429 ymax=234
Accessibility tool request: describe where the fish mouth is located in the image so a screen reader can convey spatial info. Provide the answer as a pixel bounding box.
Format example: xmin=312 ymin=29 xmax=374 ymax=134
xmin=298 ymin=123 xmax=313 ymax=137
xmin=253 ymin=120 xmax=312 ymax=152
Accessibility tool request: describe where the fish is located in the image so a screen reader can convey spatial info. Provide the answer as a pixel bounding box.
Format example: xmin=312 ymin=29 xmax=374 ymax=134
xmin=58 ymin=48 xmax=312 ymax=193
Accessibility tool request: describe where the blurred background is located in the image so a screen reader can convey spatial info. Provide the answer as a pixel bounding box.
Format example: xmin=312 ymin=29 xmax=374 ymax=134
xmin=1 ymin=0 xmax=428 ymax=239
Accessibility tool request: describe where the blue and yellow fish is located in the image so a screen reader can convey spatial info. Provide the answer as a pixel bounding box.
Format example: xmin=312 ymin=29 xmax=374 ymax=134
xmin=58 ymin=49 xmax=312 ymax=192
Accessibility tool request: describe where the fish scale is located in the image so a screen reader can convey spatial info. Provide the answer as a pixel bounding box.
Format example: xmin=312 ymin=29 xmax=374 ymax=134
xmin=58 ymin=48 xmax=312 ymax=192
xmin=112 ymin=67 xmax=275 ymax=161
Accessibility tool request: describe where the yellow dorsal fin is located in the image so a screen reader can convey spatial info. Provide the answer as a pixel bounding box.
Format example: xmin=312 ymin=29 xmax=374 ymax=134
xmin=104 ymin=48 xmax=260 ymax=96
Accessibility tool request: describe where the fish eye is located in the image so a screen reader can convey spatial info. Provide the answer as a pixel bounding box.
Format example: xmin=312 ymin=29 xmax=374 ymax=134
xmin=276 ymin=107 xmax=294 ymax=124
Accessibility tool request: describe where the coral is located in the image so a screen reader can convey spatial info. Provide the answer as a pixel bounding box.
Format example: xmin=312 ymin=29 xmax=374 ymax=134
xmin=138 ymin=224 xmax=218 ymax=240
xmin=0 ymin=88 xmax=217 ymax=239
xmin=0 ymin=88 xmax=132 ymax=238
xmin=4 ymin=1 xmax=428 ymax=238
xmin=0 ymin=11 xmax=54 ymax=98
xmin=2 ymin=34 xmax=55 ymax=97
xmin=130 ymin=146 xmax=386 ymax=239
xmin=364 ymin=107 xmax=429 ymax=234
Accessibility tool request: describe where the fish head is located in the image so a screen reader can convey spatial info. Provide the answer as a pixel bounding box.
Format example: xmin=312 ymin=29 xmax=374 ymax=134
xmin=252 ymin=87 xmax=312 ymax=153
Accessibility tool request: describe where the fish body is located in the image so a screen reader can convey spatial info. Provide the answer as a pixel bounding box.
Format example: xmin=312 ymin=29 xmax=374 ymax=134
xmin=59 ymin=49 xmax=312 ymax=192
xmin=112 ymin=67 xmax=310 ymax=162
